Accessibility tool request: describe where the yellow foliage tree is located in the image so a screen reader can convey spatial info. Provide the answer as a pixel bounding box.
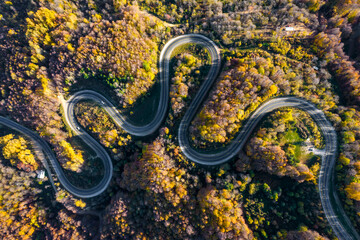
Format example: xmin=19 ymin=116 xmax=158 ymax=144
xmin=198 ymin=185 xmax=253 ymax=239
xmin=0 ymin=134 xmax=38 ymax=170
xmin=345 ymin=182 xmax=360 ymax=201
xmin=74 ymin=199 xmax=86 ymax=208
xmin=59 ymin=140 xmax=84 ymax=172
xmin=26 ymin=7 xmax=78 ymax=95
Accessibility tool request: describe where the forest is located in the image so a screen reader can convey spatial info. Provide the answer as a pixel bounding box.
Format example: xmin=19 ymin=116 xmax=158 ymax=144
xmin=0 ymin=0 xmax=360 ymax=239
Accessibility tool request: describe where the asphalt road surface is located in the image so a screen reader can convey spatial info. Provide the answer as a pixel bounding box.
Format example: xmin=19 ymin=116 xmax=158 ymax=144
xmin=0 ymin=34 xmax=358 ymax=239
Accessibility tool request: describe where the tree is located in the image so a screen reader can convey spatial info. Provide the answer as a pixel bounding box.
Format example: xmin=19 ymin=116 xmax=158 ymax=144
xmin=59 ymin=140 xmax=84 ymax=172
xmin=197 ymin=185 xmax=253 ymax=239
xmin=0 ymin=134 xmax=38 ymax=171
xmin=0 ymin=164 xmax=45 ymax=239
xmin=345 ymin=182 xmax=360 ymax=201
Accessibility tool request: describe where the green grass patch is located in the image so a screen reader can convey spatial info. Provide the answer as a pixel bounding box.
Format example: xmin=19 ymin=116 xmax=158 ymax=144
xmin=284 ymin=129 xmax=303 ymax=143
xmin=282 ymin=129 xmax=313 ymax=164
xmin=293 ymin=144 xmax=306 ymax=162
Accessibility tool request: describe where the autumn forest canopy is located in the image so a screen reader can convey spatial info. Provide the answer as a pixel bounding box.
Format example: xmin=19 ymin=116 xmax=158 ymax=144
xmin=1 ymin=0 xmax=360 ymax=239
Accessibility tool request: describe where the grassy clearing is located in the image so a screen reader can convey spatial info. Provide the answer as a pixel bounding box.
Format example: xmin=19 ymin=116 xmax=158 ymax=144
xmin=283 ymin=129 xmax=313 ymax=164
xmin=284 ymin=129 xmax=302 ymax=142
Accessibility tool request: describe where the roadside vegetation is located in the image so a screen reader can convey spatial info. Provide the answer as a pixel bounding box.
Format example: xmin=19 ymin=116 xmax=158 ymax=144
xmin=0 ymin=130 xmax=99 ymax=239
xmin=101 ymin=131 xmax=334 ymax=239
xmin=169 ymin=44 xmax=211 ymax=118
xmin=74 ymin=101 xmax=133 ymax=163
xmin=240 ymin=108 xmax=323 ymax=183
xmin=190 ymin=40 xmax=333 ymax=149
xmin=1 ymin=0 xmax=360 ymax=238
xmin=0 ymin=133 xmax=39 ymax=171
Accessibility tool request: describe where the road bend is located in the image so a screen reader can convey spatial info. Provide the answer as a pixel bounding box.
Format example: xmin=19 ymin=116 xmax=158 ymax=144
xmin=0 ymin=34 xmax=358 ymax=239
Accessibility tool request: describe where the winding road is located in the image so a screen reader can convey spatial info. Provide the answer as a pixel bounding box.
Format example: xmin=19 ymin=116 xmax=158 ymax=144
xmin=0 ymin=34 xmax=358 ymax=239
